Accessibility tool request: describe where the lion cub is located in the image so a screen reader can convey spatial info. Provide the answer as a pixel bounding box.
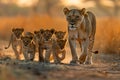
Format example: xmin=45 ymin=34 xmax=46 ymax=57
xmin=21 ymin=32 xmax=36 ymax=61
xmin=52 ymin=31 xmax=67 ymax=63
xmin=34 ymin=29 xmax=44 ymax=62
xmin=5 ymin=28 xmax=24 ymax=60
xmin=34 ymin=29 xmax=55 ymax=63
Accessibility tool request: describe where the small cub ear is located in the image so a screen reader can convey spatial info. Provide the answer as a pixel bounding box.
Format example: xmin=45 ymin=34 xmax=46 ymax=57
xmin=34 ymin=31 xmax=37 ymax=34
xmin=50 ymin=28 xmax=55 ymax=34
xmin=21 ymin=28 xmax=24 ymax=32
xmin=12 ymin=28 xmax=15 ymax=32
xmin=40 ymin=29 xmax=44 ymax=34
xmin=64 ymin=32 xmax=66 ymax=34
xmin=63 ymin=7 xmax=69 ymax=15
xmin=55 ymin=31 xmax=57 ymax=34
xmin=80 ymin=8 xmax=86 ymax=15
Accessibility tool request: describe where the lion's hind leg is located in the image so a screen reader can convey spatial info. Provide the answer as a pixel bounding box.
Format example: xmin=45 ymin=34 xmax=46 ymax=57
xmin=85 ymin=38 xmax=94 ymax=64
xmin=79 ymin=39 xmax=89 ymax=64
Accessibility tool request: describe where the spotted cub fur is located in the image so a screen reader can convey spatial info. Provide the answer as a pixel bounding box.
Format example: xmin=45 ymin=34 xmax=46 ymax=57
xmin=21 ymin=33 xmax=36 ymax=61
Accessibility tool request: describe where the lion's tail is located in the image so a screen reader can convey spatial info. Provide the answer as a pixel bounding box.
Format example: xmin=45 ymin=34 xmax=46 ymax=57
xmin=91 ymin=50 xmax=98 ymax=54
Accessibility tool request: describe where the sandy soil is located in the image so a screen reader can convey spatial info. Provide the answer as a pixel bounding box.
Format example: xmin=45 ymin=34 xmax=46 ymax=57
xmin=0 ymin=40 xmax=120 ymax=80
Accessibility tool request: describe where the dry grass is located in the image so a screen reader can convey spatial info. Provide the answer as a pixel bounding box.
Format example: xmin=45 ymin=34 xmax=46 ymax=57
xmin=0 ymin=15 xmax=120 ymax=54
xmin=95 ymin=17 xmax=120 ymax=54
xmin=0 ymin=15 xmax=67 ymax=33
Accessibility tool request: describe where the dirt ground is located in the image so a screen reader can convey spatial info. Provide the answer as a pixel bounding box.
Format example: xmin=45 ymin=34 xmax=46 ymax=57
xmin=0 ymin=40 xmax=120 ymax=80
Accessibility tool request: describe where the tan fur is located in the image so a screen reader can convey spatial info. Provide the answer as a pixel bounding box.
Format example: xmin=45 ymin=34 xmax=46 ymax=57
xmin=63 ymin=8 xmax=97 ymax=64
xmin=5 ymin=28 xmax=24 ymax=60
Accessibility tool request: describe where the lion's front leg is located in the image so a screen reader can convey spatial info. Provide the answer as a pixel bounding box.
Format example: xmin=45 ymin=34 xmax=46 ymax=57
xmin=79 ymin=39 xmax=89 ymax=64
xmin=69 ymin=38 xmax=78 ymax=64
xmin=12 ymin=44 xmax=20 ymax=60
xmin=38 ymin=46 xmax=44 ymax=62
xmin=52 ymin=49 xmax=58 ymax=63
xmin=23 ymin=51 xmax=28 ymax=60
xmin=44 ymin=48 xmax=52 ymax=63
xmin=19 ymin=45 xmax=22 ymax=54
xmin=29 ymin=51 xmax=35 ymax=61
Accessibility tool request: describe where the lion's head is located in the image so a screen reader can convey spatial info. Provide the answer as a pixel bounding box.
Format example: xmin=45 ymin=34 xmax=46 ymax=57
xmin=34 ymin=29 xmax=43 ymax=40
xmin=12 ymin=28 xmax=24 ymax=39
xmin=55 ymin=31 xmax=66 ymax=40
xmin=42 ymin=29 xmax=55 ymax=41
xmin=21 ymin=36 xmax=33 ymax=46
xmin=63 ymin=7 xmax=86 ymax=30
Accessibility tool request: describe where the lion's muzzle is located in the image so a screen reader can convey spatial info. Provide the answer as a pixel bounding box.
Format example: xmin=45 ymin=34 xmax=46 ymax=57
xmin=68 ymin=24 xmax=77 ymax=30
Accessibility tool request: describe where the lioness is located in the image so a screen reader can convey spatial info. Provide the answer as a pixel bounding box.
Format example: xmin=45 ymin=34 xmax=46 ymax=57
xmin=63 ymin=8 xmax=98 ymax=64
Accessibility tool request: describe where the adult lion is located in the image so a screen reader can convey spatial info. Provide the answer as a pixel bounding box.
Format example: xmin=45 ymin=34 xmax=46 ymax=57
xmin=63 ymin=8 xmax=98 ymax=64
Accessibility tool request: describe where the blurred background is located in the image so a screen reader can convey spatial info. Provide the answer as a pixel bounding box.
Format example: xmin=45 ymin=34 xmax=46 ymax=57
xmin=0 ymin=0 xmax=119 ymax=17
xmin=0 ymin=0 xmax=120 ymax=59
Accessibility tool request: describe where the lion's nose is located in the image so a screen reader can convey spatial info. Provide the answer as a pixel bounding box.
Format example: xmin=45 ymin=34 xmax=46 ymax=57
xmin=70 ymin=22 xmax=75 ymax=25
xmin=71 ymin=23 xmax=74 ymax=25
xmin=70 ymin=20 xmax=75 ymax=25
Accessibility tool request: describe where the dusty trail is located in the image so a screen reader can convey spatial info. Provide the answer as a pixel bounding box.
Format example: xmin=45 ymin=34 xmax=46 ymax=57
xmin=0 ymin=40 xmax=120 ymax=80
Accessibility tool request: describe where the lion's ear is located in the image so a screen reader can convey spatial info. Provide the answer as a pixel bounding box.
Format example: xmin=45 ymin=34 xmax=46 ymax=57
xmin=63 ymin=7 xmax=69 ymax=15
xmin=55 ymin=31 xmax=57 ymax=34
xmin=80 ymin=8 xmax=86 ymax=15
xmin=64 ymin=32 xmax=66 ymax=34
xmin=50 ymin=28 xmax=55 ymax=34
xmin=34 ymin=31 xmax=37 ymax=34
xmin=40 ymin=29 xmax=44 ymax=34
xmin=12 ymin=28 xmax=15 ymax=32
xmin=21 ymin=28 xmax=24 ymax=32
